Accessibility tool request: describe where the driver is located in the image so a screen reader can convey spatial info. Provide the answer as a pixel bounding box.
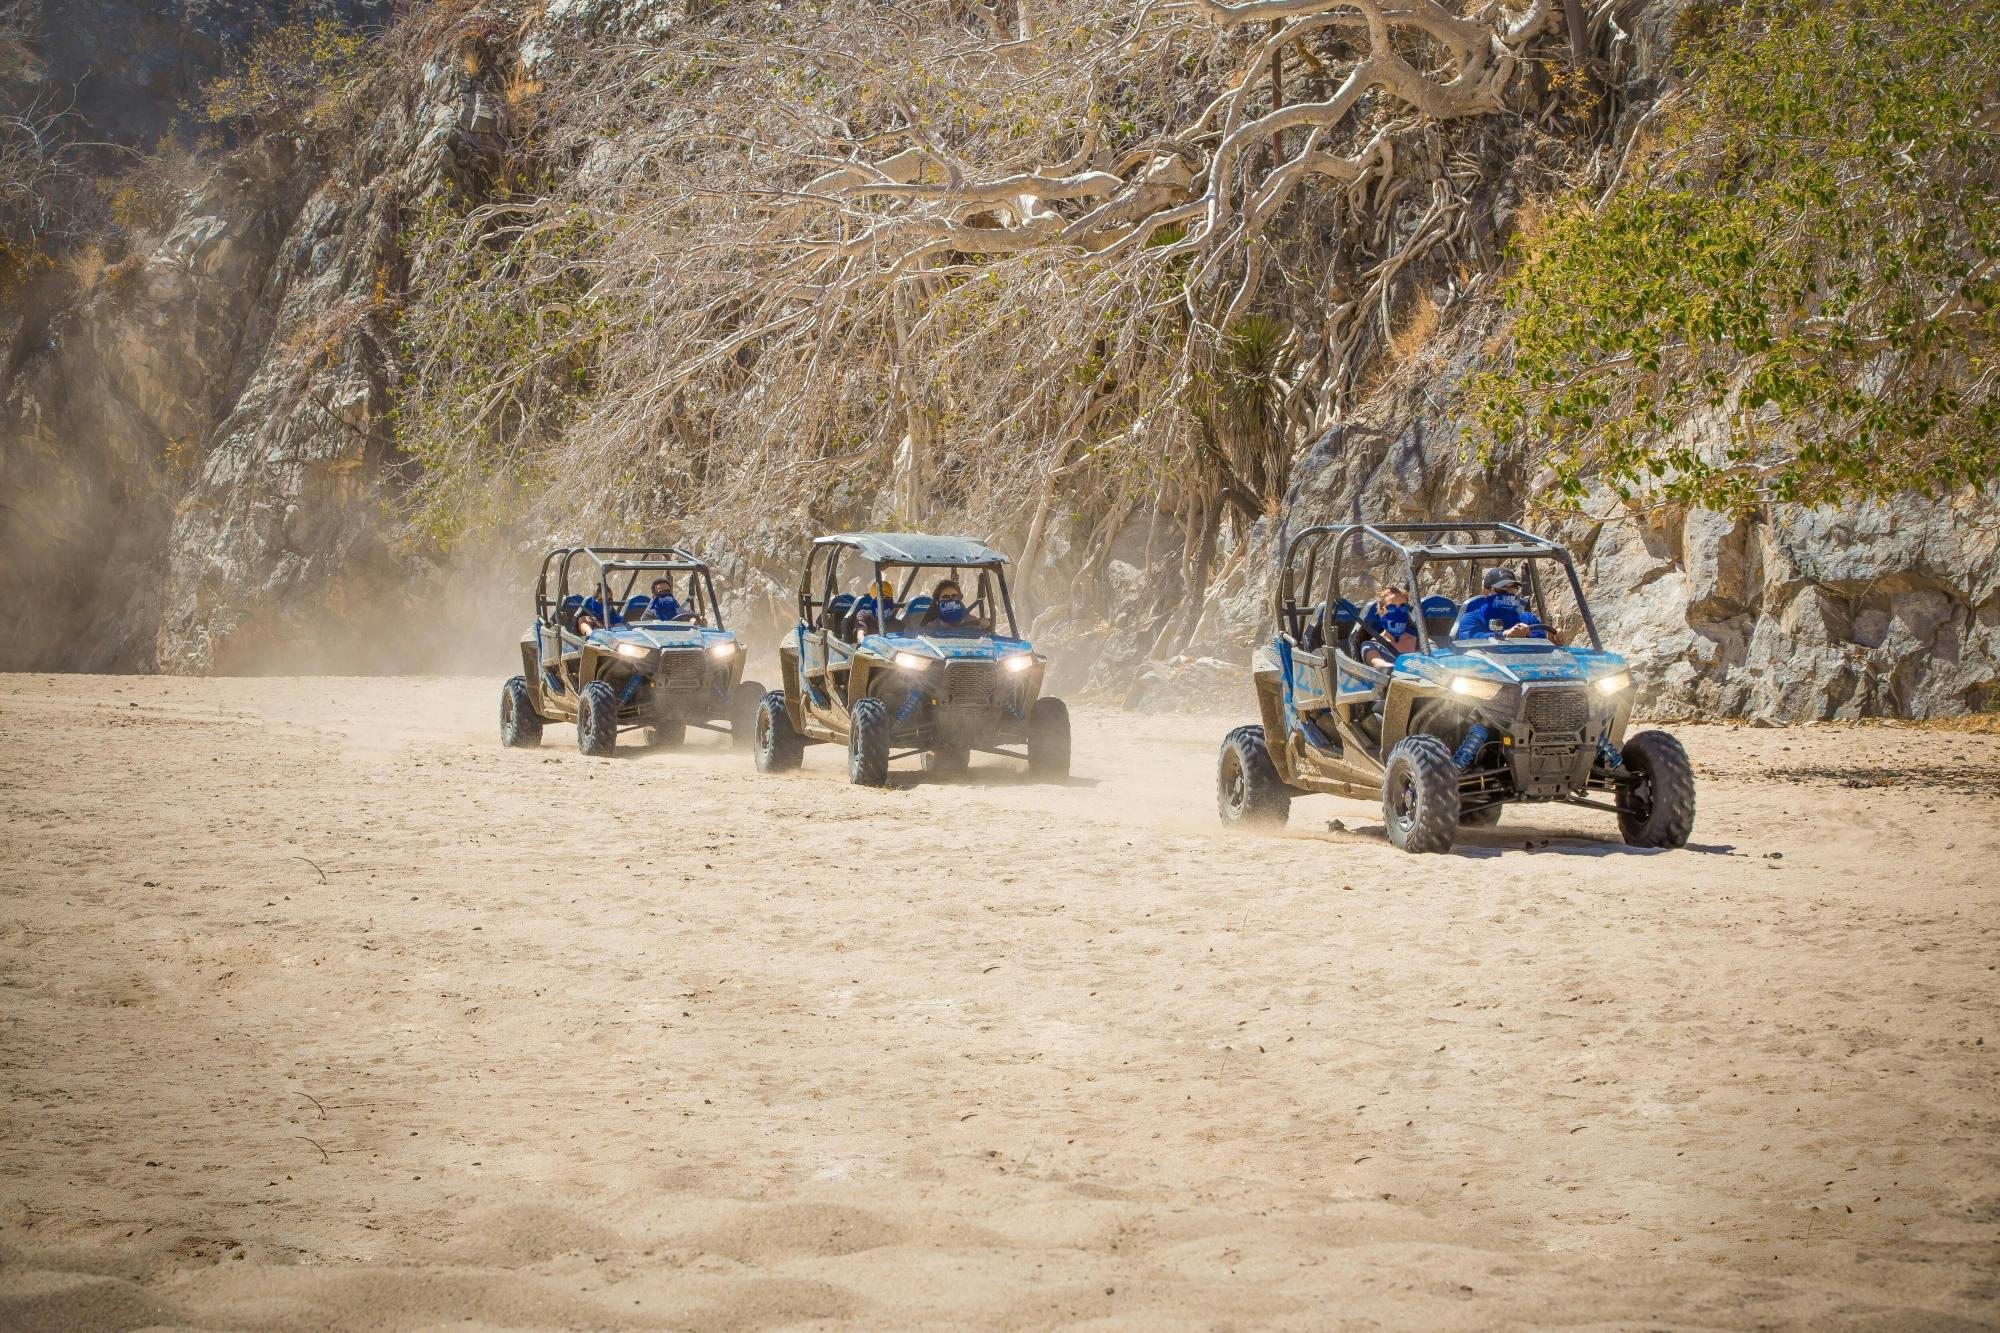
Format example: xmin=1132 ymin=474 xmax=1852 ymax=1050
xmin=920 ymin=579 xmax=986 ymax=632
xmin=1455 ymin=567 xmax=1564 ymax=643
xmin=1359 ymin=584 xmax=1419 ymax=666
xmin=647 ymin=576 xmax=681 ymax=621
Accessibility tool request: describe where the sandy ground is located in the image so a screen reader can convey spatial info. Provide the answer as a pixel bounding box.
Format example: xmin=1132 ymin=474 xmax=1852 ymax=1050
xmin=0 ymin=673 xmax=1996 ymax=1331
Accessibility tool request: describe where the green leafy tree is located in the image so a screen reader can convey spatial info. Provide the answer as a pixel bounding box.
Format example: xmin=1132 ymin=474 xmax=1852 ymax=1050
xmin=1476 ymin=0 xmax=1999 ymax=510
xmin=201 ymin=17 xmax=365 ymax=136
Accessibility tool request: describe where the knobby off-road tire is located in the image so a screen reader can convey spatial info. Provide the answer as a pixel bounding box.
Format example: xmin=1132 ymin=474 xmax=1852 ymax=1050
xmin=1026 ymin=697 xmax=1071 ymax=779
xmin=1617 ymin=729 xmax=1696 ymax=849
xmin=1460 ymin=803 xmax=1503 ymax=828
xmin=848 ymin=696 xmax=891 ymax=787
xmin=1382 ymin=734 xmax=1460 ymax=853
xmin=1216 ymin=724 xmax=1290 ymax=828
xmin=922 ymin=742 xmax=970 ymax=777
xmin=577 ymin=680 xmax=619 ymax=757
xmin=500 ymin=676 xmax=543 ymax=748
xmin=753 ymin=690 xmax=803 ymax=773
xmin=648 ymin=718 xmax=687 ymax=749
xmin=729 ymin=680 xmax=766 ymax=751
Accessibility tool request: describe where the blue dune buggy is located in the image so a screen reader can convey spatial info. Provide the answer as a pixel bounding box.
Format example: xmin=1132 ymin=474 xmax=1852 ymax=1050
xmin=501 ymin=546 xmax=764 ymax=756
xmin=1217 ymin=521 xmax=1694 ymax=852
xmin=754 ymin=532 xmax=1069 ymax=784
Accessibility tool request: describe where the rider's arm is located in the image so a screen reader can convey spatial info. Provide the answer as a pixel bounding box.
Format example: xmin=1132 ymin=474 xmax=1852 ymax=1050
xmin=1453 ymin=598 xmax=1491 ymax=640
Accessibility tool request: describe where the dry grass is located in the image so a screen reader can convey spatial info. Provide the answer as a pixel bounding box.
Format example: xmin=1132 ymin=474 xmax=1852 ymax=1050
xmin=1388 ymin=288 xmax=1441 ymax=362
xmin=64 ymin=242 xmax=108 ymax=289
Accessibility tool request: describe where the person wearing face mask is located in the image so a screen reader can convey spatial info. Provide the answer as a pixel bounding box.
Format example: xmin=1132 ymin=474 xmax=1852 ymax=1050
xmin=920 ymin=579 xmax=985 ymax=632
xmin=1359 ymin=584 xmax=1419 ymax=666
xmin=1454 ymin=567 xmax=1564 ymax=643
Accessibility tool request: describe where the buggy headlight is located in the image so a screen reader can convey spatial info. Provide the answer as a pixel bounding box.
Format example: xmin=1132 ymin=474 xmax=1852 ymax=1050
xmin=1450 ymin=674 xmax=1503 ymax=700
xmin=1001 ymin=652 xmax=1034 ymax=674
xmin=616 ymin=642 xmax=652 ymax=660
xmin=707 ymin=640 xmax=737 ymax=659
xmin=894 ymin=651 xmax=932 ymax=670
xmin=1594 ymin=671 xmax=1632 ymax=696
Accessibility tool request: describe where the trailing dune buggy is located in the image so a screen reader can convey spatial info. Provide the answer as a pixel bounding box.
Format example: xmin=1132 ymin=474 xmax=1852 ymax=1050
xmin=754 ymin=532 xmax=1069 ymax=785
xmin=500 ymin=546 xmax=764 ymax=756
xmin=1217 ymin=521 xmax=1694 ymax=852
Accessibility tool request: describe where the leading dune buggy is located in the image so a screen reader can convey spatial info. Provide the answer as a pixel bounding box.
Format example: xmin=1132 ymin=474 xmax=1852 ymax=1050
xmin=500 ymin=546 xmax=764 ymax=756
xmin=1217 ymin=521 xmax=1694 ymax=852
xmin=754 ymin=532 xmax=1070 ymax=785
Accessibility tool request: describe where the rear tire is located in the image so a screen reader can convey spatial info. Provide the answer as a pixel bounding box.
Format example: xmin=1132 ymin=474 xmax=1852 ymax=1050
xmin=500 ymin=676 xmax=543 ymax=748
xmin=848 ymin=696 xmax=890 ymax=787
xmin=1026 ymin=697 xmax=1071 ymax=779
xmin=577 ymin=680 xmax=618 ymax=757
xmin=647 ymin=718 xmax=686 ymax=749
xmin=1217 ymin=724 xmax=1290 ymax=828
xmin=922 ymin=742 xmax=969 ymax=777
xmin=1460 ymin=803 xmax=1503 ymax=828
xmin=729 ymin=680 xmax=765 ymax=750
xmin=1382 ymin=734 xmax=1459 ymax=853
xmin=753 ymin=690 xmax=803 ymax=773
xmin=1617 ymin=730 xmax=1696 ymax=848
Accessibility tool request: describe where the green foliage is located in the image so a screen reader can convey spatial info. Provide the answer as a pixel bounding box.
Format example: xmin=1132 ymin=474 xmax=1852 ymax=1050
xmin=201 ymin=17 xmax=366 ymax=135
xmin=393 ymin=194 xmax=621 ymax=547
xmin=1474 ymin=0 xmax=2000 ymax=510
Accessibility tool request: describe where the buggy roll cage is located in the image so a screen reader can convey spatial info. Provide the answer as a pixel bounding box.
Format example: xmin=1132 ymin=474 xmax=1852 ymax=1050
xmin=1276 ymin=521 xmax=1601 ymax=653
xmin=798 ymin=534 xmax=1020 ymax=640
xmin=538 ymin=546 xmax=725 ymax=631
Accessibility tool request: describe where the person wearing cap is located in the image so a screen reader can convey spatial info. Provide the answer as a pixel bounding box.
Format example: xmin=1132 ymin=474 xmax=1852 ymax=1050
xmin=846 ymin=579 xmax=897 ymax=636
xmin=1454 ymin=567 xmax=1564 ymax=643
xmin=647 ymin=576 xmax=681 ymax=622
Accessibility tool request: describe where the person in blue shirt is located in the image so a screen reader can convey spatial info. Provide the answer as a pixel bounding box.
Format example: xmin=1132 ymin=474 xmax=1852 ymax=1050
xmin=647 ymin=577 xmax=681 ymax=621
xmin=1358 ymin=584 xmax=1419 ymax=666
xmin=1455 ymin=567 xmax=1565 ymax=643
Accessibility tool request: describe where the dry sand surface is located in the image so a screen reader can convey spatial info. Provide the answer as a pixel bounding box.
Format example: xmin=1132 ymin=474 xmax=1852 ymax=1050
xmin=1 ymin=673 xmax=1997 ymax=1331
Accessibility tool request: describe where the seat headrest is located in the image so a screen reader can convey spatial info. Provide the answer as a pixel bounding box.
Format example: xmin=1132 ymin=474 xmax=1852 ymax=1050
xmin=1420 ymin=594 xmax=1457 ymax=638
xmin=1331 ymin=597 xmax=1360 ymax=627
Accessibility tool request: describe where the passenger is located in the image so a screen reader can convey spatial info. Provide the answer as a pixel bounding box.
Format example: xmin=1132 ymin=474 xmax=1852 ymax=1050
xmin=577 ymin=594 xmax=616 ymax=632
xmin=559 ymin=594 xmax=586 ymax=634
xmin=1455 ymin=567 xmax=1565 ymax=644
xmin=846 ymin=580 xmax=895 ymax=637
xmin=1359 ymin=584 xmax=1419 ymax=666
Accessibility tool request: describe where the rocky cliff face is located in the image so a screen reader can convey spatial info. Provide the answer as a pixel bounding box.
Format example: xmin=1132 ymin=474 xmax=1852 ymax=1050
xmin=3 ymin=0 xmax=1995 ymax=720
xmin=1259 ymin=311 xmax=2000 ymax=722
xmin=1 ymin=0 xmax=487 ymax=672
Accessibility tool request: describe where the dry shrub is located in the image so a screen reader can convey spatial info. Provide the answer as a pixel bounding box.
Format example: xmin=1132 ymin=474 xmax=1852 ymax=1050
xmin=63 ymin=243 xmax=107 ymax=289
xmin=1389 ymin=289 xmax=1441 ymax=363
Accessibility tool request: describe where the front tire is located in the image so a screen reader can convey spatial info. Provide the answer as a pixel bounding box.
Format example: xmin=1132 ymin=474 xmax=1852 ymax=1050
xmin=729 ymin=680 xmax=766 ymax=750
xmin=1217 ymin=724 xmax=1290 ymax=828
xmin=1617 ymin=730 xmax=1696 ymax=849
xmin=501 ymin=676 xmax=543 ymax=748
xmin=1382 ymin=734 xmax=1459 ymax=853
xmin=577 ymin=680 xmax=618 ymax=757
xmin=753 ymin=690 xmax=803 ymax=772
xmin=1026 ymin=697 xmax=1071 ymax=780
xmin=848 ymin=696 xmax=890 ymax=787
